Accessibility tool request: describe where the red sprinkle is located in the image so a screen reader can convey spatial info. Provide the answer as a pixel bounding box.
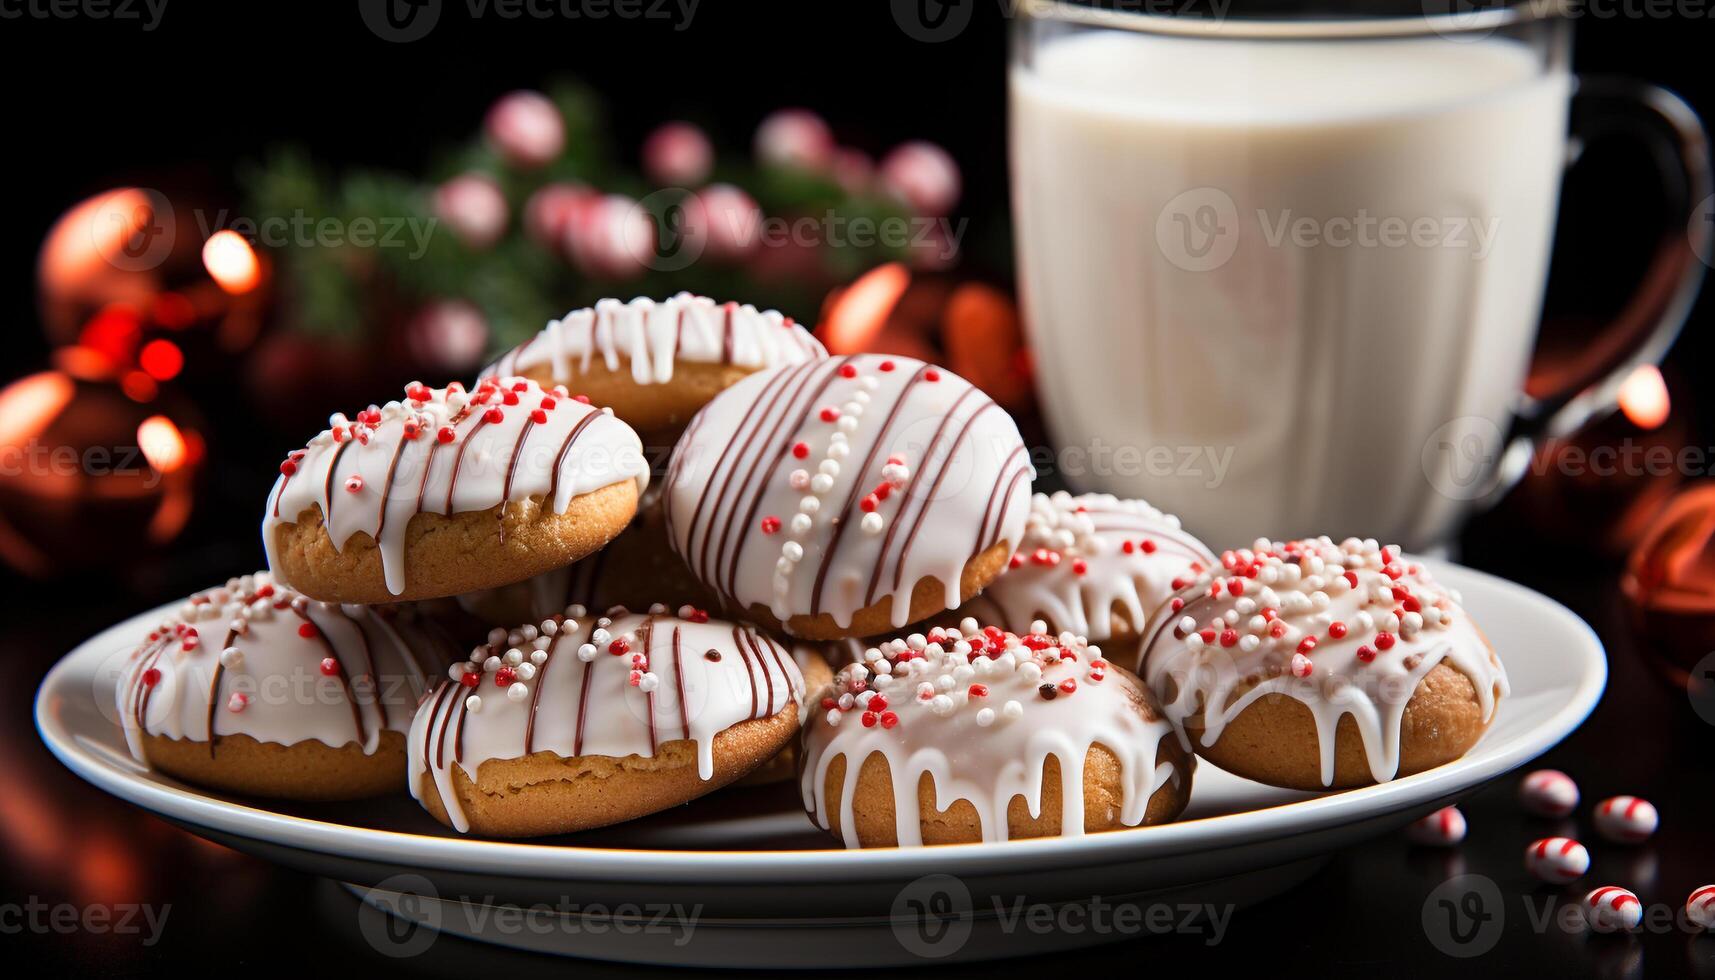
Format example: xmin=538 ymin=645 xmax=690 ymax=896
xmin=494 ymin=666 xmax=516 ymax=686
xmin=141 ymin=667 xmax=161 ymax=688
xmin=459 ymin=670 xmax=481 ymax=688
xmin=869 ymin=694 xmax=889 ymax=711
xmin=279 ymin=460 xmax=297 ymax=476
xmin=838 ymin=364 xmax=858 ymax=378
xmin=1141 ymin=539 xmax=1157 ymax=554
xmin=923 ymin=368 xmax=941 ymax=382
xmin=879 ymin=711 xmax=899 ymax=729
xmin=791 ymin=441 xmax=809 ymax=459
xmin=1121 ymin=541 xmax=1134 ymax=554
xmin=968 ymin=684 xmax=989 ymax=698
xmin=484 ymin=407 xmax=505 ymax=424
xmin=1328 ymin=621 xmax=1348 ymax=639
xmin=297 ymin=623 xmax=318 ymax=639
xmin=530 ymin=408 xmax=548 ymax=424
xmin=819 ymin=407 xmax=839 ymax=423
xmin=1072 ymin=559 xmax=1089 ymax=576
xmin=1220 ymin=629 xmax=1239 ymax=648
xmin=609 ymin=638 xmax=630 ymax=656
xmin=1375 ymin=632 xmax=1397 ymax=651
xmin=878 ymin=360 xmax=896 ymax=372
xmin=1058 ymin=678 xmax=1077 ymax=695
xmin=1357 ymin=645 xmax=1377 ymax=663
xmin=861 ymin=711 xmax=878 ymax=727
xmin=437 ymin=426 xmax=457 ymax=443
xmin=1297 ymin=636 xmax=1318 ymax=654
xmin=760 ymin=515 xmax=782 ymax=535
xmin=319 ymin=657 xmax=340 ymax=677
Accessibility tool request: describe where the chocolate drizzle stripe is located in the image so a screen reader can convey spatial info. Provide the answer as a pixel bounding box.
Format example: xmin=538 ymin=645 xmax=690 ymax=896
xmin=546 ymin=410 xmax=601 ymax=505
xmin=863 ymin=390 xmax=986 ymax=605
xmin=444 ymin=416 xmax=491 ymax=514
xmin=373 ymin=431 xmax=413 ymax=545
xmin=671 ymin=626 xmax=690 ymax=740
xmin=427 ymin=680 xmax=454 ymax=770
xmin=760 ymin=634 xmax=795 ymax=709
xmin=204 ymin=625 xmax=240 ymax=757
xmin=731 ymin=625 xmax=758 ymax=719
xmin=889 ymin=397 xmax=996 ymax=598
xmin=721 ymin=303 xmax=735 ymax=364
xmin=974 ymin=446 xmax=1029 ymax=554
xmin=983 ymin=463 xmax=1032 ymax=552
xmin=638 ymin=618 xmax=658 ymax=756
xmin=811 ymin=364 xmax=933 ymax=616
xmin=498 ymin=417 xmax=537 ymax=544
xmin=321 ymin=438 xmax=355 ymax=527
xmin=453 ymin=691 xmax=471 ymax=764
xmin=720 ymin=356 xmax=857 ymax=602
xmin=293 ymin=605 xmax=366 ymax=746
xmin=737 ymin=627 xmax=775 ymax=716
xmin=572 ymin=617 xmax=599 ymax=757
xmin=270 ymin=473 xmax=291 ymax=518
xmin=131 ymin=637 xmax=170 ymax=734
xmin=685 ymin=358 xmax=818 ymax=592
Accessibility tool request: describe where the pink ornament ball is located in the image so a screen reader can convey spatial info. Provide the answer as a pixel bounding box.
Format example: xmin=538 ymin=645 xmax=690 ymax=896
xmin=433 ymin=173 xmax=509 ymax=250
xmin=755 ymin=108 xmax=833 ymax=171
xmin=485 ymin=90 xmax=565 ymax=169
xmin=644 ymin=122 xmax=714 ymax=187
xmin=879 ymin=140 xmax=961 ymax=216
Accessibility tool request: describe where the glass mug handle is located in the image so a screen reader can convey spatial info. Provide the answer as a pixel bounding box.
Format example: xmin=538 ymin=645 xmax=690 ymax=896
xmin=1483 ymin=77 xmax=1712 ymax=504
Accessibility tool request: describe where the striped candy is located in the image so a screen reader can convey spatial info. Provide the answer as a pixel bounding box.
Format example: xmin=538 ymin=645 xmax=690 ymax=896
xmin=1584 ymin=886 xmax=1642 ymax=933
xmin=1525 ymin=836 xmax=1589 ymax=884
xmin=1688 ymin=885 xmax=1715 ymax=931
xmin=1405 ymin=806 xmax=1467 ymax=846
xmin=1592 ymin=795 xmax=1658 ymax=844
xmin=1519 ymin=769 xmax=1579 ymax=818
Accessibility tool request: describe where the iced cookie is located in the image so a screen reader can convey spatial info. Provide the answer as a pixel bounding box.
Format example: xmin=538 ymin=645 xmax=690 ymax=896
xmin=1140 ymin=537 xmax=1508 ymax=789
xmin=801 ymin=621 xmax=1192 ymax=847
xmin=116 ymin=572 xmax=455 ymax=800
xmin=264 ymin=377 xmax=648 ymax=604
xmin=481 ymin=293 xmax=827 ymax=437
xmin=947 ymin=492 xmax=1214 ymax=665
xmin=665 ymin=355 xmax=1034 ymax=639
xmin=409 ymin=607 xmax=804 ymax=836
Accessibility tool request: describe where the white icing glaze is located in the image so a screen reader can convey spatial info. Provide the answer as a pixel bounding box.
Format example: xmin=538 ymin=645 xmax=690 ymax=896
xmin=664 ymin=355 xmax=1034 ymax=631
xmin=481 ymin=293 xmax=827 ymax=386
xmin=117 ymin=572 xmax=452 ymax=760
xmin=1140 ymin=536 xmax=1509 ymax=786
xmin=957 ymin=491 xmax=1214 ymax=641
xmin=408 ymin=608 xmax=804 ymax=834
xmin=262 ymin=377 xmax=649 ymax=597
xmin=800 ymin=622 xmax=1181 ymax=847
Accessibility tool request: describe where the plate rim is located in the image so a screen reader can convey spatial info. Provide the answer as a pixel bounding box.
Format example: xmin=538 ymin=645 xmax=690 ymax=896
xmin=36 ymin=558 xmax=1606 ymax=883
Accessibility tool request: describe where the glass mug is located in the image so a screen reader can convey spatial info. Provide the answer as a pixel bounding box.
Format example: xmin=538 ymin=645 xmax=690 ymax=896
xmin=1010 ymin=0 xmax=1710 ymax=549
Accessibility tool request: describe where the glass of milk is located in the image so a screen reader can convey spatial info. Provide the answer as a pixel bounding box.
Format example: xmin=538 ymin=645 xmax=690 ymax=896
xmin=1010 ymin=0 xmax=1709 ymax=549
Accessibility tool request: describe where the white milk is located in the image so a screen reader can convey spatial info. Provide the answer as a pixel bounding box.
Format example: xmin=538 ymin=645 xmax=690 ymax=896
xmin=1010 ymin=31 xmax=1570 ymax=547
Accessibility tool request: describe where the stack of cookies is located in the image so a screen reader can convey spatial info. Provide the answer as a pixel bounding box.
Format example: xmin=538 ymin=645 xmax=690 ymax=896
xmin=114 ymin=292 xmax=1508 ymax=847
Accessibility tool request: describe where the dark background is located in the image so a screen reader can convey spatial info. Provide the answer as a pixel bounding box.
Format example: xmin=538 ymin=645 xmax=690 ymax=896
xmin=3 ymin=2 xmax=1714 ymax=977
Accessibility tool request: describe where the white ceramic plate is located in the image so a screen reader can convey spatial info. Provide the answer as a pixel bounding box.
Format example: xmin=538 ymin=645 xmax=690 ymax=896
xmin=37 ymin=559 xmax=1605 ymax=966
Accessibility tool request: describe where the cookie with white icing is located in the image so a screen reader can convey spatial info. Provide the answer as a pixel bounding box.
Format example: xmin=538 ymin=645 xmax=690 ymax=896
xmin=409 ymin=607 xmax=805 ymax=837
xmin=947 ymin=492 xmax=1214 ymax=663
xmin=801 ymin=621 xmax=1193 ymax=847
xmin=664 ymin=354 xmax=1034 ymax=639
xmin=116 ymin=572 xmax=456 ymax=800
xmin=481 ymin=293 xmax=827 ymax=437
xmin=264 ymin=376 xmax=648 ymax=604
xmin=455 ymin=483 xmax=717 ymax=628
xmin=1140 ymin=537 xmax=1509 ymax=790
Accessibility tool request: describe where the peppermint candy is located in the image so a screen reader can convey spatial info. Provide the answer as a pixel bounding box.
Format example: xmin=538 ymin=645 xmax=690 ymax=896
xmin=1524 ymin=836 xmax=1589 ymax=884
